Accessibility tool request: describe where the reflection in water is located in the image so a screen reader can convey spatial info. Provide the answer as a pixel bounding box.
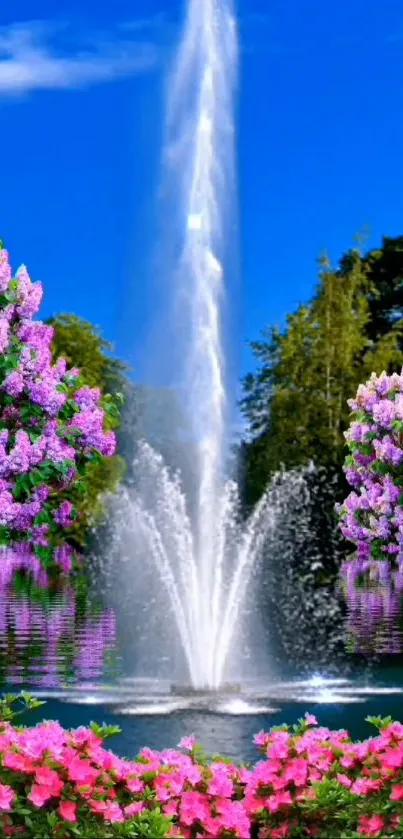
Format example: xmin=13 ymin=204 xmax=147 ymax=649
xmin=0 ymin=547 xmax=118 ymax=687
xmin=3 ymin=543 xmax=403 ymax=693
xmin=341 ymin=558 xmax=403 ymax=654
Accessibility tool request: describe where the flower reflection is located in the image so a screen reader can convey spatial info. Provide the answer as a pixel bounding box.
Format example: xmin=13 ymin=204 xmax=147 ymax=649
xmin=341 ymin=558 xmax=403 ymax=654
xmin=0 ymin=546 xmax=117 ymax=687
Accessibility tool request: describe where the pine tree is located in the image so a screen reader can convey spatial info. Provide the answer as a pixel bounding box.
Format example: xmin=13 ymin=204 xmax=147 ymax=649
xmin=241 ymin=246 xmax=403 ymax=505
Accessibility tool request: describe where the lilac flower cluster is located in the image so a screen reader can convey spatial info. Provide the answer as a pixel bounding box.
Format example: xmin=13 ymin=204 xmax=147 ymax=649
xmin=0 ymin=248 xmax=116 ymax=552
xmin=338 ymin=371 xmax=403 ymax=562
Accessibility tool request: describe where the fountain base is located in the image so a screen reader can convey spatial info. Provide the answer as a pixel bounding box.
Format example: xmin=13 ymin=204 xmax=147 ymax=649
xmin=170 ymin=683 xmax=241 ymax=697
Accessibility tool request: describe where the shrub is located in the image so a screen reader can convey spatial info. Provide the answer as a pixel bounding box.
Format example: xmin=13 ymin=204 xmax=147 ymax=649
xmin=338 ymin=370 xmax=403 ymax=563
xmin=1 ymin=698 xmax=403 ymax=837
xmin=0 ymin=247 xmax=119 ymax=564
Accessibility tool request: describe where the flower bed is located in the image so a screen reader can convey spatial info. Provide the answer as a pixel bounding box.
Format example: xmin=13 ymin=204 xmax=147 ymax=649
xmin=0 ymin=699 xmax=403 ymax=837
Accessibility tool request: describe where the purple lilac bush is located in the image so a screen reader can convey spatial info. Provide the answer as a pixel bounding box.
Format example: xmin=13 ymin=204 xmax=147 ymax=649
xmin=0 ymin=247 xmax=117 ymax=562
xmin=337 ymin=370 xmax=403 ymax=563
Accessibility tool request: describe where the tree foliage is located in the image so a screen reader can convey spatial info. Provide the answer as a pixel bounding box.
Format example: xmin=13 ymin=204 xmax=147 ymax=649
xmin=48 ymin=314 xmax=128 ymax=396
xmin=341 ymin=235 xmax=403 ymax=346
xmin=241 ymin=244 xmax=403 ymax=505
xmin=48 ymin=314 xmax=128 ymax=545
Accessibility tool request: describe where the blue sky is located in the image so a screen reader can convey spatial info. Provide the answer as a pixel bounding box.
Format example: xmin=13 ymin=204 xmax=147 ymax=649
xmin=0 ymin=0 xmax=403 ymax=389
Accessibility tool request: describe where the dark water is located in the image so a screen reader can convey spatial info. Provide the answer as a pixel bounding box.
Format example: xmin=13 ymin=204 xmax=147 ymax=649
xmin=2 ymin=549 xmax=403 ymax=763
xmin=13 ymin=686 xmax=403 ymax=764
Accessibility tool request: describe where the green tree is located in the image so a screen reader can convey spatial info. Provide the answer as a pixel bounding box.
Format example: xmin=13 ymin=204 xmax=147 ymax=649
xmin=241 ymin=247 xmax=403 ymax=505
xmin=240 ymin=238 xmax=403 ymax=661
xmin=48 ymin=314 xmax=128 ymax=395
xmin=48 ymin=314 xmax=129 ymax=546
xmin=340 ymin=235 xmax=403 ymax=347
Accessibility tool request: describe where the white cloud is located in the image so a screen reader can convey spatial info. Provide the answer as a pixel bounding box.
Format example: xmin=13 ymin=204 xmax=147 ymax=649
xmin=0 ymin=20 xmax=160 ymax=95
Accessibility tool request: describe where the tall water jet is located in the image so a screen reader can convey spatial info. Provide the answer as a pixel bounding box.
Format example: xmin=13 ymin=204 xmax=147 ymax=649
xmin=106 ymin=0 xmax=285 ymax=691
xmin=164 ymin=0 xmax=238 ymax=614
xmin=160 ymin=0 xmax=237 ymax=687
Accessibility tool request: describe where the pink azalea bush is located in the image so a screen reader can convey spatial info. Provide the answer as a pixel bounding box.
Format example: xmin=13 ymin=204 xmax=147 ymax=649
xmin=2 ymin=699 xmax=403 ymax=837
xmin=0 ymin=247 xmax=118 ymax=563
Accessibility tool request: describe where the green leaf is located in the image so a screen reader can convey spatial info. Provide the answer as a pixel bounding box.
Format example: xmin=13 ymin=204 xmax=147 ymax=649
xmin=366 ymin=713 xmax=393 ymax=730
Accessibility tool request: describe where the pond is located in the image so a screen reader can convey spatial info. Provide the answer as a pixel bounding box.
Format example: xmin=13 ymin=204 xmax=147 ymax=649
xmin=1 ymin=545 xmax=403 ymax=763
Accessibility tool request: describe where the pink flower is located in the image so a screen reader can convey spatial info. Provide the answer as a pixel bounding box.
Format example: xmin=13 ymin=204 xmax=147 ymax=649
xmin=101 ymin=802 xmax=124 ymax=823
xmin=35 ymin=766 xmax=62 ymax=788
xmin=28 ymin=783 xmax=53 ymax=807
xmin=59 ymin=801 xmax=77 ymax=822
xmin=271 ymin=825 xmax=291 ymax=839
xmin=88 ymin=799 xmax=107 ymax=814
xmin=153 ymin=776 xmax=172 ymax=802
xmin=163 ymin=801 xmax=179 ymax=817
xmin=283 ymin=757 xmax=308 ymax=787
xmin=336 ymin=773 xmax=352 ymax=788
xmin=138 ymin=746 xmax=158 ymax=761
xmin=178 ymin=735 xmax=196 ymax=751
xmin=304 ymin=713 xmax=318 ymax=726
xmin=207 ymin=763 xmax=234 ymax=798
xmin=358 ymin=814 xmax=385 ymax=836
xmin=390 ymin=783 xmax=403 ymax=800
xmin=0 ymin=784 xmax=14 ymax=812
xmin=184 ymin=762 xmax=203 ymax=785
xmin=2 ymin=751 xmax=35 ymax=773
xmin=180 ymin=791 xmax=211 ymax=826
xmin=200 ymin=815 xmax=222 ymax=838
xmin=66 ymin=756 xmax=99 ymax=785
xmin=4 ymin=713 xmax=403 ymax=838
xmin=340 ymin=754 xmax=356 ymax=769
xmin=351 ymin=777 xmax=382 ymax=795
xmin=383 ymin=746 xmax=403 ymax=769
xmin=267 ymin=732 xmax=290 ymax=760
xmin=126 ymin=776 xmax=145 ymax=794
xmin=253 ymin=730 xmax=269 ymax=748
xmin=265 ymin=791 xmax=292 ymax=812
xmin=124 ymin=801 xmax=145 ymax=817
xmin=387 ymin=721 xmax=403 ymax=738
xmin=215 ymin=799 xmax=251 ymax=838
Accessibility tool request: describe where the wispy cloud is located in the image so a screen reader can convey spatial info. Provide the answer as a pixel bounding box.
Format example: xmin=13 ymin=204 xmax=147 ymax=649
xmin=0 ymin=19 xmax=160 ymax=96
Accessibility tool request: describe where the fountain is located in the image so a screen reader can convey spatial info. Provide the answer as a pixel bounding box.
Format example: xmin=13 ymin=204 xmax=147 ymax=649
xmin=110 ymin=442 xmax=312 ymax=693
xmin=105 ymin=0 xmax=313 ymax=694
